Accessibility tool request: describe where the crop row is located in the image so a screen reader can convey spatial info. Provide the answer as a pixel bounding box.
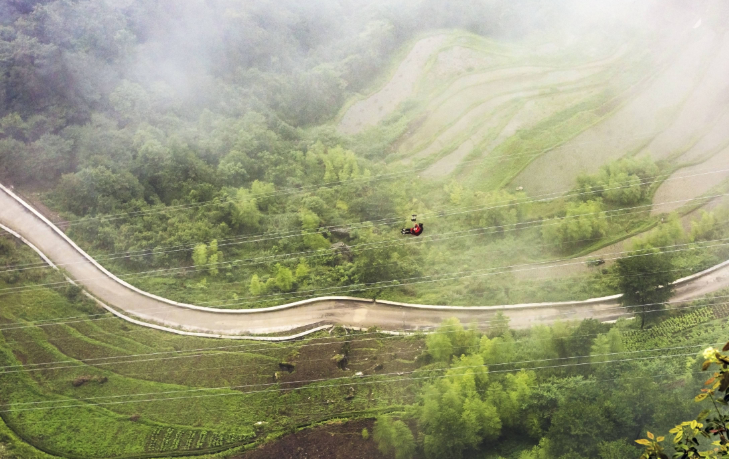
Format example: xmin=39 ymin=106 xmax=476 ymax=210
xmin=146 ymin=428 xmax=218 ymax=452
xmin=622 ymin=307 xmax=714 ymax=350
xmin=206 ymin=432 xmax=246 ymax=448
xmin=711 ymin=302 xmax=729 ymax=320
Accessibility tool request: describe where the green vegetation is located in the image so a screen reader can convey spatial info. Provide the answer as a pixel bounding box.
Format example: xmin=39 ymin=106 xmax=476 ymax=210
xmin=576 ymin=157 xmax=660 ymax=206
xmin=636 ymin=341 xmax=729 ymax=458
xmin=542 ymin=200 xmax=608 ymax=249
xmin=3 ymin=223 xmax=729 ymax=457
xmin=356 ymin=306 xmax=729 ymax=459
xmin=0 ymin=1 xmax=722 ymax=312
xmin=0 ymin=239 xmax=425 ymax=457
xmin=2 ymin=1 xmax=729 ymax=457
xmin=616 ymin=248 xmax=676 ymax=329
xmin=373 ymin=415 xmax=416 ymax=459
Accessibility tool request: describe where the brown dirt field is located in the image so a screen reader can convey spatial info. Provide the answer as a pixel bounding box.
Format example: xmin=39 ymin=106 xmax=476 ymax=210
xmin=238 ymin=419 xmax=387 ymax=459
xmin=338 ymin=35 xmax=448 ymax=135
xmin=276 ymin=335 xmax=424 ymax=388
xmin=515 ymin=29 xmax=719 ymax=197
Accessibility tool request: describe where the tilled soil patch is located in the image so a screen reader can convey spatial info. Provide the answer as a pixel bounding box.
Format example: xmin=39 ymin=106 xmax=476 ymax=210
xmin=238 ymin=419 xmax=386 ymax=459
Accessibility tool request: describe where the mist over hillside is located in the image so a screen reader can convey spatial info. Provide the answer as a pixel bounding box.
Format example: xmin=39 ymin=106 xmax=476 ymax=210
xmin=2 ymin=0 xmax=723 ymax=187
xmin=2 ymin=1 xmax=729 ymax=458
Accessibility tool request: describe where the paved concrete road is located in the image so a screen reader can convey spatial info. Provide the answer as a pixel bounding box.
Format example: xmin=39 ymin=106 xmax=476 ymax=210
xmin=1 ymin=184 xmax=728 ymax=340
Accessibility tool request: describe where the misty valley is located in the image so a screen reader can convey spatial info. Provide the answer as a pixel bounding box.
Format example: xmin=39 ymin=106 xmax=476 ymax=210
xmin=1 ymin=0 xmax=729 ymax=458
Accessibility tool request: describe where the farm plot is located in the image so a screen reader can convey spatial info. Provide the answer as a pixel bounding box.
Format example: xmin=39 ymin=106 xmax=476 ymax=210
xmin=642 ymin=31 xmax=729 ymax=161
xmin=337 ymin=34 xmax=449 ymax=135
xmin=408 ymin=88 xmax=545 ymax=163
xmin=421 ymin=41 xmax=628 ymax=117
xmin=671 ymin=108 xmax=729 ymax=163
xmin=403 ymin=65 xmax=612 ymax=163
xmin=651 ymin=145 xmax=729 ymax=215
xmin=420 ymin=103 xmax=519 ymax=178
xmin=514 ymin=30 xmax=719 ymax=196
xmin=0 ymin=270 xmax=427 ymax=458
xmin=424 ymin=88 xmax=600 ymax=178
xmin=484 ymin=89 xmax=603 ymax=154
xmin=422 ymin=43 xmax=514 ymax=91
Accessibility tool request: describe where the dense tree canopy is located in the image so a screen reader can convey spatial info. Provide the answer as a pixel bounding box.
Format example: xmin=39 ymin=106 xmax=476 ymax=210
xmin=616 ymin=248 xmax=676 ymax=329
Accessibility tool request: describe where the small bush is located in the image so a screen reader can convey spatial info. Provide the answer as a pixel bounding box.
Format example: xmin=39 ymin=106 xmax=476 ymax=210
xmin=362 ymin=428 xmax=369 ymax=440
xmin=72 ymin=376 xmax=92 ymax=387
xmin=64 ymin=284 xmax=83 ymax=301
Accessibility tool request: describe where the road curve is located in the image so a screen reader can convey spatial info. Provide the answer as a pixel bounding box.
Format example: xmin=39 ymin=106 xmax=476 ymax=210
xmin=1 ymin=183 xmax=729 ymax=341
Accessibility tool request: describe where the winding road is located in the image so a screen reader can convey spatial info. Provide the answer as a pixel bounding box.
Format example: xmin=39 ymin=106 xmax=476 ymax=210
xmin=1 ymin=183 xmax=729 ymax=341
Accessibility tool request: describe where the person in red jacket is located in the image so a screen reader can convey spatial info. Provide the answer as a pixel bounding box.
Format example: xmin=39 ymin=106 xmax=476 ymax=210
xmin=401 ymin=222 xmax=424 ymax=236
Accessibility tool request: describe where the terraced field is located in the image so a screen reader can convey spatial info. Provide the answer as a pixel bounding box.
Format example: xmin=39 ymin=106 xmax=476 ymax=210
xmin=0 ymin=250 xmax=424 ymax=457
xmin=516 ymin=29 xmax=719 ymax=196
xmin=339 ymin=21 xmax=729 ymax=213
xmin=337 ymin=35 xmax=449 ymax=135
xmin=651 ymin=147 xmax=729 ymax=215
xmin=332 ymin=20 xmax=729 ymax=287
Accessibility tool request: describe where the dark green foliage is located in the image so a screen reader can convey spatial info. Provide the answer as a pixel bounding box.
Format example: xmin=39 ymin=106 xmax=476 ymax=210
xmin=576 ymin=157 xmax=659 ymax=206
xmin=63 ymin=283 xmax=82 ymax=302
xmin=541 ymin=199 xmax=608 ymax=249
xmin=564 ymin=318 xmax=610 ymax=361
xmin=426 ymin=318 xmax=479 ymax=362
xmin=56 ymin=166 xmax=143 ymax=215
xmin=636 ymin=341 xmax=729 ymax=458
xmin=0 ymin=236 xmax=15 ymax=257
xmin=373 ymin=415 xmax=416 ymax=459
xmin=616 ymin=248 xmax=676 ymax=329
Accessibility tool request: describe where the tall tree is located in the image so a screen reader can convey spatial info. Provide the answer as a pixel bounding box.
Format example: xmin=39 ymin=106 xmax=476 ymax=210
xmin=373 ymin=415 xmax=416 ymax=459
xmin=615 ymin=248 xmax=675 ymax=329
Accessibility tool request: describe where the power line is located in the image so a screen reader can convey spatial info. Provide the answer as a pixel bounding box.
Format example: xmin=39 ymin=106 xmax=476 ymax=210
xmin=0 ymin=366 xmax=707 ymax=432
xmin=5 ymin=163 xmax=726 ymax=274
xmin=0 ymin=234 xmax=725 ymax=337
xmin=1 ymin=191 xmax=725 ymax=299
xmin=1 ymin=291 xmax=721 ymax=376
xmin=43 ymin=129 xmax=665 ymax=227
xmin=1 ymin=291 xmax=723 ymax=383
xmin=3 ymin=198 xmax=726 ymax=332
xmin=0 ymin=339 xmax=707 ymax=410
xmin=0 ymin=218 xmax=711 ymax=327
xmin=0 ymin=343 xmax=711 ymax=414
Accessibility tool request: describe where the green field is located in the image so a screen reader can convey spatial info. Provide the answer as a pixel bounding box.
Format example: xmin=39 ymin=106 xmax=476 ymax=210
xmin=3 ymin=236 xmax=729 ymax=457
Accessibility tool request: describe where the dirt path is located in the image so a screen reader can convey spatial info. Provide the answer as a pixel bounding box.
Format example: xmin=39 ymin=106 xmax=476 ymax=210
xmin=2 ymin=184 xmax=729 ymax=340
